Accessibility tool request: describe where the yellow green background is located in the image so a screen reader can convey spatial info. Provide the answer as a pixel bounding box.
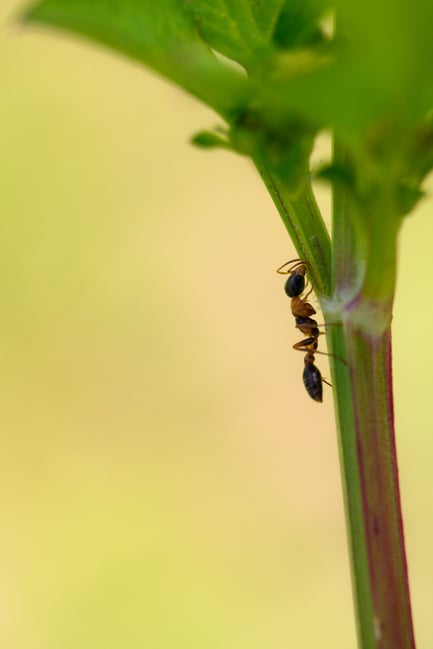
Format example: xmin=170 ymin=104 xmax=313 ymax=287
xmin=2 ymin=2 xmax=433 ymax=647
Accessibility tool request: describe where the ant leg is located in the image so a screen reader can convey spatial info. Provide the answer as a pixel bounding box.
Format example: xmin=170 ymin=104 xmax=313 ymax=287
xmin=314 ymin=322 xmax=342 ymax=328
xmin=293 ymin=324 xmax=346 ymax=365
xmin=311 ymin=349 xmax=347 ymax=366
xmin=276 ymin=259 xmax=308 ymax=274
xmin=295 ymin=321 xmax=342 ymax=330
xmin=293 ymin=338 xmax=317 ymax=354
xmin=302 ymin=285 xmax=313 ymax=301
xmin=322 ymin=377 xmax=332 ymax=388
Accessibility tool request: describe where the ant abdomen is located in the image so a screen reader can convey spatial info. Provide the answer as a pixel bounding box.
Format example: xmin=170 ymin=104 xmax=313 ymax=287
xmin=303 ymin=360 xmax=323 ymax=403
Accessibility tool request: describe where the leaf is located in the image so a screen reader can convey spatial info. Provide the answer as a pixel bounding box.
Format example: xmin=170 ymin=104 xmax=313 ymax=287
xmin=23 ymin=0 xmax=328 ymax=192
xmin=186 ymin=0 xmax=285 ymax=69
xmin=186 ymin=1 xmax=333 ymax=70
xmin=247 ymin=0 xmax=433 ymax=140
xmin=24 ymin=0 xmax=249 ymax=117
xmin=191 ymin=130 xmax=231 ymax=150
xmin=333 ymin=0 xmax=433 ymax=120
xmin=272 ymin=0 xmax=330 ymax=48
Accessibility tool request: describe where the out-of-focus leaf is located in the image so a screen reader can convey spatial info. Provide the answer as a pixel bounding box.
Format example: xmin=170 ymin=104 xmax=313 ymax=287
xmin=187 ymin=0 xmax=285 ymax=69
xmin=191 ymin=130 xmax=231 ymax=150
xmin=24 ymin=0 xmax=249 ymax=117
xmin=25 ymin=1 xmax=433 ymax=136
xmin=272 ymin=0 xmax=330 ymax=48
xmin=186 ymin=0 xmax=332 ymax=69
xmin=25 ymin=0 xmax=433 ymax=186
xmin=331 ymin=0 xmax=433 ymax=127
xmin=251 ymin=0 xmax=433 ymax=138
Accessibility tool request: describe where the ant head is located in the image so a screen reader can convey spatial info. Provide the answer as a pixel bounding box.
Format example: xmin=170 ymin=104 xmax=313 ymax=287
xmin=277 ymin=259 xmax=308 ymax=297
xmin=284 ymin=271 xmax=305 ymax=297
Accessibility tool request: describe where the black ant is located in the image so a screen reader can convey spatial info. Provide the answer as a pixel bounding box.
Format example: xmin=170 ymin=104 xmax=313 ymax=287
xmin=277 ymin=259 xmax=332 ymax=402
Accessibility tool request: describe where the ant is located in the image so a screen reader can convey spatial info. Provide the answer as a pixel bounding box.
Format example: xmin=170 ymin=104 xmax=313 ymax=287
xmin=277 ymin=259 xmax=332 ymax=402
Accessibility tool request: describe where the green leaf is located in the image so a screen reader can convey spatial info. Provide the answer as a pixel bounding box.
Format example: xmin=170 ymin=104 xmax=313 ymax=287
xmin=186 ymin=0 xmax=285 ymax=69
xmin=24 ymin=0 xmax=249 ymax=117
xmin=191 ymin=130 xmax=231 ymax=150
xmin=272 ymin=0 xmax=330 ymax=48
xmin=249 ymin=0 xmax=433 ymax=140
xmin=186 ymin=1 xmax=332 ymax=70
xmin=333 ymin=0 xmax=433 ymax=121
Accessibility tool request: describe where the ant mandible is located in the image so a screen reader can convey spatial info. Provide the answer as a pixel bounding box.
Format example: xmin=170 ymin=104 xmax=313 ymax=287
xmin=277 ymin=258 xmax=331 ymax=402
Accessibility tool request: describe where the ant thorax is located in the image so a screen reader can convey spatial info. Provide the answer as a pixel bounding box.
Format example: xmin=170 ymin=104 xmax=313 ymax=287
xmin=290 ymin=296 xmax=316 ymax=318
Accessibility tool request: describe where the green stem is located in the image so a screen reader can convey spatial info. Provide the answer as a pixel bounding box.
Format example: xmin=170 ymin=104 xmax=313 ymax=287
xmin=254 ymin=163 xmax=332 ymax=295
xmin=345 ymin=325 xmax=415 ymax=648
xmin=256 ymin=142 xmax=415 ymax=649
xmin=325 ymin=335 xmax=373 ymax=648
xmin=329 ymin=140 xmax=416 ymax=649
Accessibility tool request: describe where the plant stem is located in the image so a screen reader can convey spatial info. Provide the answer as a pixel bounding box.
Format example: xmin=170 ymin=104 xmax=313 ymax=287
xmin=346 ymin=325 xmax=415 ymax=648
xmin=329 ymin=140 xmax=416 ymax=649
xmin=254 ymin=163 xmax=332 ymax=295
xmin=256 ymin=142 xmax=415 ymax=649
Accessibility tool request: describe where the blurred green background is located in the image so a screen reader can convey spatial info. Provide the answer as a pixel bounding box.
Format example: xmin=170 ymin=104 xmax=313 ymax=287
xmin=2 ymin=2 xmax=433 ymax=647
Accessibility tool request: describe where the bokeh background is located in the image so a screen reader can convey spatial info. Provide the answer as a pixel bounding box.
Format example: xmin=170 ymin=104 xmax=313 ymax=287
xmin=2 ymin=2 xmax=433 ymax=647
